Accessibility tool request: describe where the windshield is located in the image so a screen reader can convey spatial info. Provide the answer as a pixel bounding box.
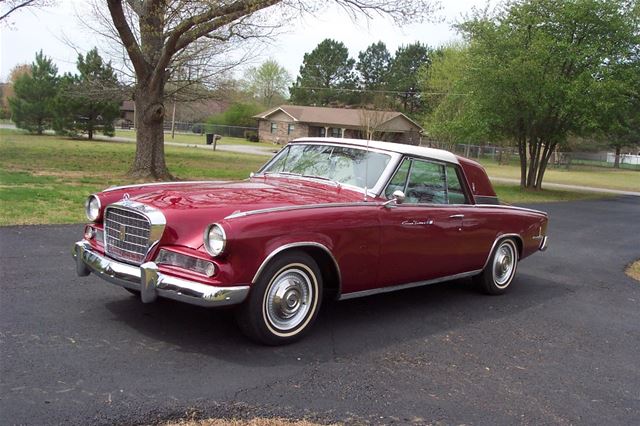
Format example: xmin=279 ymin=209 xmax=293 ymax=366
xmin=259 ymin=144 xmax=392 ymax=190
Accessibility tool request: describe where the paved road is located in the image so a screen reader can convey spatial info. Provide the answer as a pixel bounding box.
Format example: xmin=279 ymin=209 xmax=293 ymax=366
xmin=1 ymin=197 xmax=639 ymax=425
xmin=91 ymin=134 xmax=277 ymax=157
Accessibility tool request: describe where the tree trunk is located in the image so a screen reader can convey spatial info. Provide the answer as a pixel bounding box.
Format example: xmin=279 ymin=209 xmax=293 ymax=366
xmin=535 ymin=142 xmax=554 ymax=189
xmin=129 ymin=81 xmax=172 ymax=180
xmin=88 ymin=128 xmax=94 ymax=140
xmin=518 ymin=138 xmax=527 ymax=188
xmin=614 ymin=146 xmax=621 ymax=169
xmin=526 ymin=137 xmax=541 ymax=188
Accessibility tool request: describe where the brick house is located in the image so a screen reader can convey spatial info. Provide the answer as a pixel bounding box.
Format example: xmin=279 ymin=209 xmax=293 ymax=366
xmin=254 ymin=105 xmax=423 ymax=145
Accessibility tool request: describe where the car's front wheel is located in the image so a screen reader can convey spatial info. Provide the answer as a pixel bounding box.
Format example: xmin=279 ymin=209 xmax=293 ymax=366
xmin=474 ymin=238 xmax=519 ymax=295
xmin=236 ymin=251 xmax=323 ymax=345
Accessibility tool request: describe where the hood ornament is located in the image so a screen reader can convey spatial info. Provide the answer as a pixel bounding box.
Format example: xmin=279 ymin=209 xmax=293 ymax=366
xmin=122 ymin=193 xmax=131 ymax=205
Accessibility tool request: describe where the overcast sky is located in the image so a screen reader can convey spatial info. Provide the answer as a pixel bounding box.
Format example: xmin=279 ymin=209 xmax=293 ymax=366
xmin=0 ymin=0 xmax=491 ymax=82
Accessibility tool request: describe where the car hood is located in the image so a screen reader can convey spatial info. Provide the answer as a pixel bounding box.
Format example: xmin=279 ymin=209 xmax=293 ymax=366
xmin=105 ymin=178 xmax=364 ymax=249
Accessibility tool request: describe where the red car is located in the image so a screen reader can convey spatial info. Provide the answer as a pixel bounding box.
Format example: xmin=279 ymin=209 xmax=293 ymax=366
xmin=73 ymin=138 xmax=548 ymax=345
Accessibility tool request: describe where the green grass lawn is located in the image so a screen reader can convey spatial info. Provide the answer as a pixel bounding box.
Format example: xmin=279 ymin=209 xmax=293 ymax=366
xmin=480 ymin=159 xmax=640 ymax=192
xmin=0 ymin=129 xmax=625 ymax=226
xmin=114 ymin=129 xmax=275 ymax=148
xmin=0 ymin=130 xmax=265 ymax=225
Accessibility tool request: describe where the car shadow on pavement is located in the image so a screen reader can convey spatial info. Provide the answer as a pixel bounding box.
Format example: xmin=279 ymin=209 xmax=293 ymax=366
xmin=103 ymin=271 xmax=568 ymax=367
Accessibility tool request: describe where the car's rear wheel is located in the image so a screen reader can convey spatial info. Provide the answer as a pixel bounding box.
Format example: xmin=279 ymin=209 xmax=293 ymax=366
xmin=236 ymin=251 xmax=323 ymax=345
xmin=474 ymin=238 xmax=519 ymax=295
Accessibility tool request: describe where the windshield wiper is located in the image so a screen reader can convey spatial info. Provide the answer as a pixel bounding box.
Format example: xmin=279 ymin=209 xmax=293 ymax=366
xmin=262 ymin=171 xmax=301 ymax=177
xmin=301 ymin=174 xmax=340 ymax=186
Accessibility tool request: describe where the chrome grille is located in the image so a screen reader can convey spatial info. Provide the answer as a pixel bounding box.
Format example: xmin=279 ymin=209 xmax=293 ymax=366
xmin=104 ymin=207 xmax=151 ymax=265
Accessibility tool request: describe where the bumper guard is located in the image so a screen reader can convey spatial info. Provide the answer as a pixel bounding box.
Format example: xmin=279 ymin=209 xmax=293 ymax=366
xmin=72 ymin=241 xmax=249 ymax=307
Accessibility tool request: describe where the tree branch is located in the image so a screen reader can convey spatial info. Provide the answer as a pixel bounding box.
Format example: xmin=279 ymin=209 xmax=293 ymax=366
xmin=0 ymin=0 xmax=40 ymax=22
xmin=151 ymin=0 xmax=280 ymax=90
xmin=106 ymin=0 xmax=148 ymax=78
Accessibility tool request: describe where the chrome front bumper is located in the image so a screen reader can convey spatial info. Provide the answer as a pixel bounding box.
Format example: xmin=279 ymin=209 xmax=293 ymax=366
xmin=72 ymin=241 xmax=249 ymax=307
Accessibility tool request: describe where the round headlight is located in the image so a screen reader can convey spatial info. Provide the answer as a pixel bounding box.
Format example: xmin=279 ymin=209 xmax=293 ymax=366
xmin=85 ymin=195 xmax=101 ymax=221
xmin=204 ymin=224 xmax=226 ymax=257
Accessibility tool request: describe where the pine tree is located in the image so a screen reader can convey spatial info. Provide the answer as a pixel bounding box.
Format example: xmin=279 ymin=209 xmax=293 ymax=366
xmin=9 ymin=51 xmax=58 ymax=134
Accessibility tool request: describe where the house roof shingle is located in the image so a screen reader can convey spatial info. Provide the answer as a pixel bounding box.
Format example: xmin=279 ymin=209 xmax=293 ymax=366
xmin=255 ymin=105 xmax=422 ymax=131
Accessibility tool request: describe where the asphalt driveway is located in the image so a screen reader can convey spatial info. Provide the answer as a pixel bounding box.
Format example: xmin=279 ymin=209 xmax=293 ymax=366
xmin=1 ymin=197 xmax=639 ymax=425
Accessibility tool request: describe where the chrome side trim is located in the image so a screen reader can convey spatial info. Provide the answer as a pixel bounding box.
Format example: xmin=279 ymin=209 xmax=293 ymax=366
xmin=72 ymin=241 xmax=249 ymax=308
xmin=480 ymin=233 xmax=523 ymax=271
xmin=225 ymin=202 xmax=378 ymax=220
xmin=539 ymin=236 xmax=548 ymax=251
xmin=339 ymin=269 xmax=482 ymax=300
xmin=252 ymin=242 xmax=342 ymax=290
xmin=474 ymin=204 xmax=548 ymax=216
xmin=103 ymin=180 xmax=227 ymax=193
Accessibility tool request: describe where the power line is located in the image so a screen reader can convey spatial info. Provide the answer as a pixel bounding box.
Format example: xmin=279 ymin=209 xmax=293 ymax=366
xmin=291 ymin=86 xmax=471 ymax=96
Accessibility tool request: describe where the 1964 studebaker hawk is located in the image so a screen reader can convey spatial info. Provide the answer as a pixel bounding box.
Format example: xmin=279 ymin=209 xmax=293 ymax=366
xmin=73 ymin=137 xmax=548 ymax=344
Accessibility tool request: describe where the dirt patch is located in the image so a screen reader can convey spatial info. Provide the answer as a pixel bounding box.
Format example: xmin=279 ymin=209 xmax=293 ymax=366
xmin=626 ymin=260 xmax=640 ymax=282
xmin=30 ymin=169 xmax=120 ymax=179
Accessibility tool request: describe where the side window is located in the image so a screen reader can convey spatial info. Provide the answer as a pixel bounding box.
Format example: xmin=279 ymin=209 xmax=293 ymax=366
xmin=446 ymin=165 xmax=468 ymax=204
xmin=406 ymin=160 xmax=446 ymax=204
xmin=385 ymin=159 xmax=411 ymax=199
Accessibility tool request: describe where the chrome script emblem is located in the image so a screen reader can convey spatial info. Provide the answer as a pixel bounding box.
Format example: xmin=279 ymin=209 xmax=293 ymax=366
xmin=118 ymin=224 xmax=127 ymax=242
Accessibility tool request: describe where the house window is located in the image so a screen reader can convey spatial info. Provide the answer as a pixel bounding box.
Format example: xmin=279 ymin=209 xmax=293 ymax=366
xmin=287 ymin=124 xmax=295 ymax=135
xmin=330 ymin=127 xmax=341 ymax=138
xmin=319 ymin=127 xmax=326 ymax=137
xmin=270 ymin=122 xmax=277 ymax=133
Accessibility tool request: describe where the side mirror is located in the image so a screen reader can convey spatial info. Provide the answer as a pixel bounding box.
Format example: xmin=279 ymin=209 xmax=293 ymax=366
xmin=383 ymin=190 xmax=405 ymax=208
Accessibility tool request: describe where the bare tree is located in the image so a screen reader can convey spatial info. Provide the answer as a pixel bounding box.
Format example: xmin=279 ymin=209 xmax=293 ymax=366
xmin=0 ymin=0 xmax=52 ymax=22
xmin=97 ymin=0 xmax=439 ymax=179
xmin=359 ymin=108 xmax=392 ymax=141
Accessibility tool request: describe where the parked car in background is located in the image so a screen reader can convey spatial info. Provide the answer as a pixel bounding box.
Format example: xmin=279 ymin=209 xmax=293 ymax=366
xmin=73 ymin=137 xmax=548 ymax=345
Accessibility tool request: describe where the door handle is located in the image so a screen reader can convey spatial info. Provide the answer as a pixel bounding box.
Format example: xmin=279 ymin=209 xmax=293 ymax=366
xmin=449 ymin=214 xmax=465 ymax=219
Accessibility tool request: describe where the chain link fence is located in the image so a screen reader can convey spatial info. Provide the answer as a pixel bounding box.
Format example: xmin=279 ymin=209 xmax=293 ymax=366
xmin=444 ymin=143 xmax=640 ymax=170
xmin=121 ymin=120 xmax=257 ymax=139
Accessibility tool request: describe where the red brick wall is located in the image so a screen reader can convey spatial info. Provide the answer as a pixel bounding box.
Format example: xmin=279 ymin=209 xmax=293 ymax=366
xmin=258 ymin=120 xmax=309 ymax=144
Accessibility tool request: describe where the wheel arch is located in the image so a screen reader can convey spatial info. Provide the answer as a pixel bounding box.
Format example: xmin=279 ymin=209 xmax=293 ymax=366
xmin=482 ymin=233 xmax=523 ymax=271
xmin=252 ymin=242 xmax=342 ymax=299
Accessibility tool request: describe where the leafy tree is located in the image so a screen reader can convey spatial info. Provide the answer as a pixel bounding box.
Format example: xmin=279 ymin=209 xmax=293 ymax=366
xmin=206 ymin=102 xmax=263 ymax=128
xmin=1 ymin=64 xmax=30 ymax=119
xmin=53 ymin=48 xmax=121 ymax=139
xmin=420 ymin=43 xmax=490 ymax=149
xmin=102 ymin=0 xmax=439 ymax=180
xmin=457 ymin=0 xmax=639 ymax=188
xmin=8 ymin=51 xmax=58 ymax=134
xmin=355 ymin=41 xmax=393 ymax=106
xmin=243 ymin=60 xmax=291 ymax=108
xmin=357 ymin=41 xmax=392 ymax=91
xmin=289 ymin=39 xmax=356 ymax=106
xmin=387 ymin=42 xmax=432 ymax=114
xmin=599 ymin=64 xmax=640 ymax=168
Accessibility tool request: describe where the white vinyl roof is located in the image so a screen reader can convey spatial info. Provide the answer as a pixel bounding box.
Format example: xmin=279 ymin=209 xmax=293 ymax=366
xmin=291 ymin=137 xmax=459 ymax=164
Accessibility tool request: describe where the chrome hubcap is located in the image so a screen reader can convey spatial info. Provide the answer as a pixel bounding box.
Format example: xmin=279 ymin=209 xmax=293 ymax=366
xmin=265 ymin=268 xmax=313 ymax=331
xmin=493 ymin=243 xmax=515 ymax=287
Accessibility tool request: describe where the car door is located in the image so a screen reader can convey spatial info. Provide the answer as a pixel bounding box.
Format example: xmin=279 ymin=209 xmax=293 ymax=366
xmin=377 ymin=158 xmax=475 ymax=287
